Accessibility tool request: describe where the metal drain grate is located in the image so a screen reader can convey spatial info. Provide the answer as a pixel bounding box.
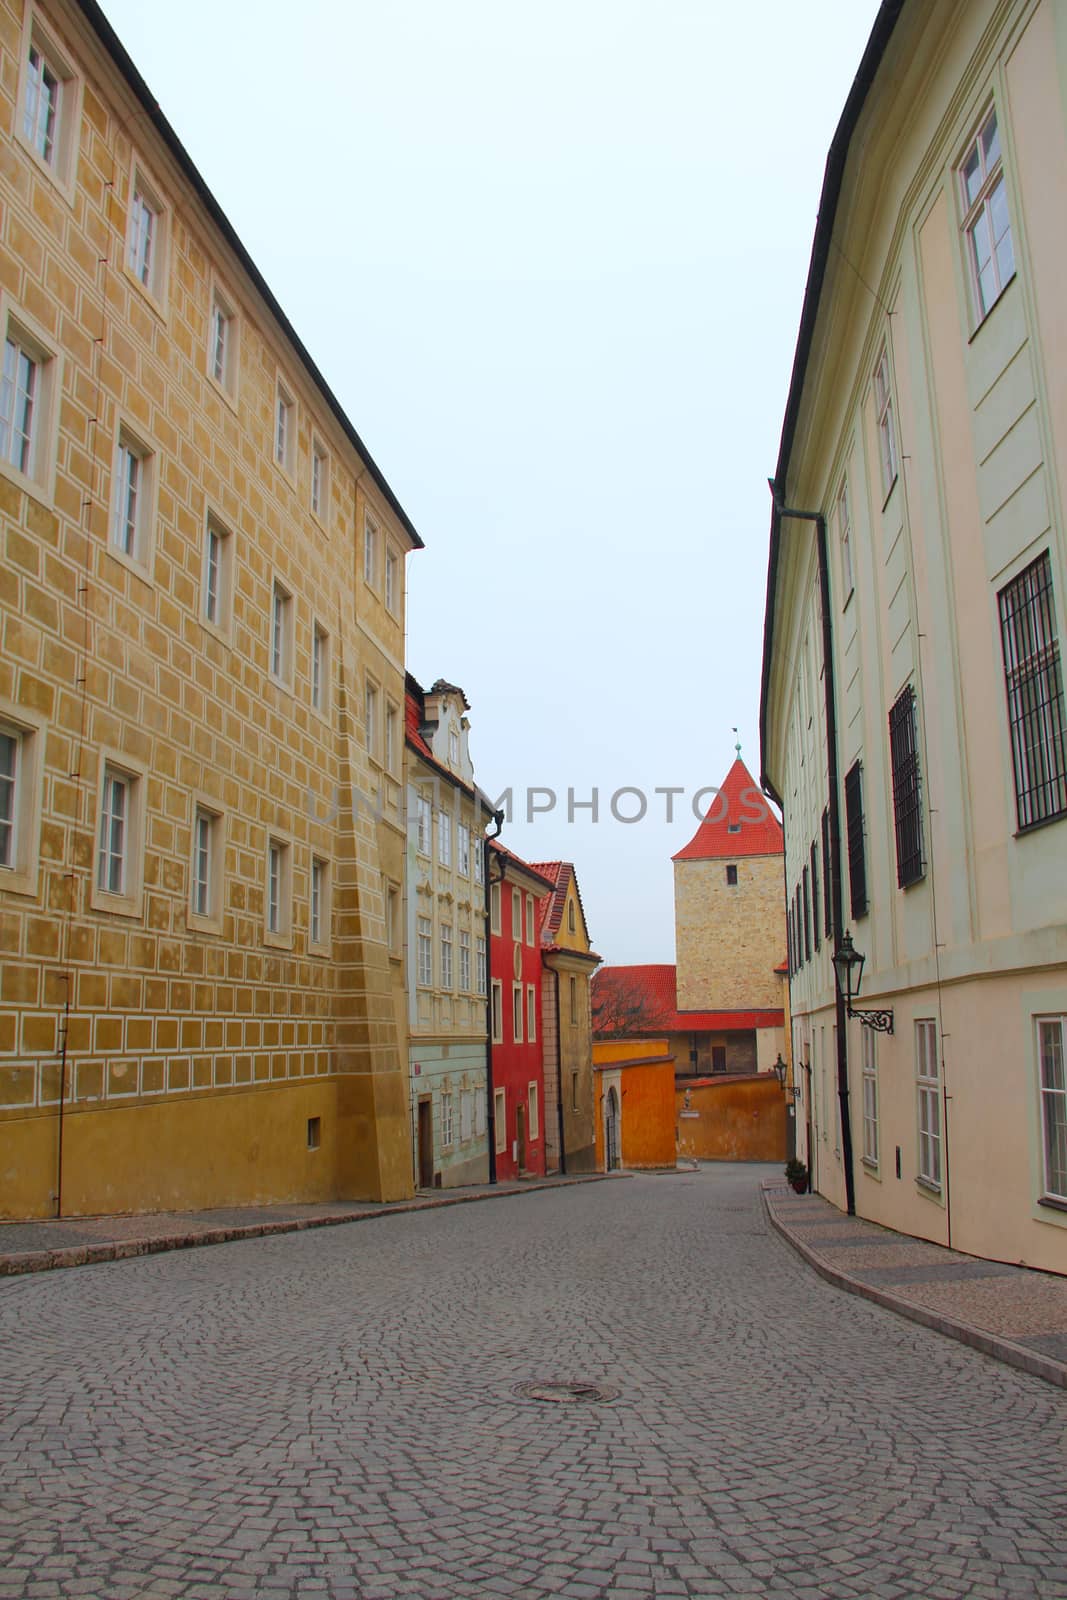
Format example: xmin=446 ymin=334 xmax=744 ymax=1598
xmin=513 ymin=1380 xmax=620 ymax=1405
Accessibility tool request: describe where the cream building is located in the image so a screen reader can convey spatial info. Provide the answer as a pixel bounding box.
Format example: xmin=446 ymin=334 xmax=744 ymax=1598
xmin=0 ymin=0 xmax=420 ymax=1215
xmin=404 ymin=676 xmax=493 ymax=1189
xmin=761 ymin=0 xmax=1067 ymax=1274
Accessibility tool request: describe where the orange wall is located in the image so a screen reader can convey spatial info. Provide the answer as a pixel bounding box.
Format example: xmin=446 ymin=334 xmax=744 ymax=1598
xmin=593 ymin=1040 xmax=676 ymax=1170
xmin=676 ymin=1076 xmax=786 ymax=1162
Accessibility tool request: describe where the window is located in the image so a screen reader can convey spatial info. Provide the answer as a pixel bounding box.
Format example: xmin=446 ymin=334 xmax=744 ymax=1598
xmin=460 ymin=1088 xmax=473 ymax=1144
xmin=363 ymin=516 xmax=379 ymax=589
xmin=310 ymin=857 xmax=329 ymax=950
xmin=568 ymin=900 xmax=576 ymax=934
xmin=873 ymin=346 xmax=898 ymax=500
xmin=837 ymin=476 xmax=853 ymax=599
xmin=473 ymin=837 xmax=484 ymax=885
xmin=491 ymin=979 xmax=503 ymax=1043
xmin=821 ymin=808 xmax=832 ymax=939
xmin=475 ymin=1088 xmax=486 ymax=1138
xmin=494 ymin=1087 xmax=507 ymax=1153
xmin=526 ymin=984 xmax=537 ymax=1044
xmin=709 ymin=1044 xmax=726 ymax=1074
xmin=512 ymin=983 xmax=523 ymax=1043
xmin=93 ymin=757 xmax=144 ymax=916
xmin=571 ymin=1070 xmax=579 ymax=1111
xmin=441 ymin=1091 xmax=454 ymax=1148
xmin=209 ymin=286 xmax=237 ymax=397
xmin=270 ymin=580 xmax=293 ymax=687
xmin=415 ymin=793 xmax=431 ymax=854
xmin=416 ymin=917 xmax=432 ymax=987
xmin=802 ymin=866 xmax=811 ymax=962
xmin=511 ymin=888 xmax=522 ymax=940
xmin=960 ymin=106 xmax=1014 ymax=322
xmin=275 ymin=381 xmax=295 ymax=474
xmin=998 ymin=552 xmax=1066 ymax=831
xmin=1037 ymin=1018 xmax=1067 ymax=1203
xmin=528 ymin=1082 xmax=539 ymax=1141
xmin=365 ymin=678 xmax=379 ymax=760
xmin=0 ymin=309 xmax=59 ymax=498
xmin=459 ymin=928 xmax=471 ymax=991
xmin=19 ymin=14 xmax=80 ymax=191
xmin=490 ymin=882 xmax=501 ymax=935
xmin=385 ymin=546 xmax=399 ymax=614
xmin=862 ymin=1028 xmax=878 ymax=1166
xmin=889 ymin=685 xmax=924 ymax=887
xmin=190 ymin=805 xmax=222 ymax=927
xmin=726 ymin=863 xmax=738 ymax=886
xmin=458 ymin=821 xmax=471 ymax=877
xmin=438 ymin=810 xmax=452 ymax=867
xmin=916 ymin=1019 xmax=941 ymax=1188
xmin=440 ymin=923 xmax=453 ymax=989
xmin=110 ymin=425 xmax=155 ymax=571
xmin=525 ymin=895 xmax=535 ymax=946
xmin=569 ymin=974 xmax=578 ymax=1026
xmin=810 ymin=841 xmax=820 ymax=952
xmin=386 ymin=882 xmax=401 ymax=956
xmin=265 ymin=836 xmax=292 ymax=942
xmin=844 ymin=761 xmax=868 ymax=919
xmin=476 ymin=934 xmax=487 ymax=995
xmin=202 ymin=514 xmax=233 ymax=634
xmin=449 ymin=729 xmax=460 ymax=765
xmin=311 ymin=623 xmax=329 ymax=715
xmin=311 ymin=438 xmax=329 ymax=521
xmin=385 ymin=703 xmax=399 ymax=774
xmin=307 ymin=1116 xmax=321 ymax=1151
xmin=0 ymin=706 xmax=44 ymax=897
xmin=127 ymin=168 xmax=166 ymax=302
xmin=24 ymin=37 xmax=59 ymax=166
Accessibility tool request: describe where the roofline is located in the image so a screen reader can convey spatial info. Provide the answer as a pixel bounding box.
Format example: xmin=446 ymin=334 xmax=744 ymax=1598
xmin=759 ymin=0 xmax=906 ymax=794
xmin=405 ymin=735 xmax=494 ymax=812
xmin=73 ymin=0 xmax=425 ymax=551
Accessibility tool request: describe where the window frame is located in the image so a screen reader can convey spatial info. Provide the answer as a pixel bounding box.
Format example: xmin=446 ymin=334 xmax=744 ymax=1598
xmin=512 ymin=982 xmax=523 ymax=1044
xmin=385 ymin=545 xmax=399 ymax=615
xmin=511 ymin=887 xmax=522 ymax=942
xmin=269 ymin=576 xmax=294 ymax=690
xmin=365 ymin=676 xmax=380 ymax=762
xmin=311 ymin=621 xmax=330 ymax=718
xmin=525 ymin=894 xmax=535 ymax=946
xmin=363 ymin=513 xmax=379 ymax=591
xmin=569 ymin=973 xmax=579 ymax=1026
xmin=458 ymin=927 xmax=471 ymax=991
xmin=416 ymin=915 xmax=433 ymax=987
xmin=274 ymin=377 xmax=296 ymax=478
xmin=188 ymin=798 xmax=224 ymax=934
xmin=889 ymin=683 xmax=925 ymax=888
xmin=386 ymin=880 xmax=401 ymax=959
xmin=384 ymin=701 xmax=399 ymax=775
xmin=415 ymin=792 xmax=432 ymax=856
xmin=1037 ymin=1016 xmax=1067 ymax=1205
xmin=494 ymin=1086 xmax=507 ymax=1153
xmin=201 ymin=509 xmax=234 ymax=639
xmin=264 ymin=832 xmax=293 ymax=949
xmin=528 ymin=1081 xmax=539 ymax=1141
xmin=91 ymin=750 xmax=146 ymax=918
xmin=126 ymin=159 xmax=168 ymax=310
xmin=108 ymin=418 xmax=158 ymax=578
xmin=837 ymin=474 xmax=853 ymax=601
xmin=17 ymin=8 xmax=83 ymax=201
xmin=309 ymin=855 xmax=331 ymax=954
xmin=440 ymin=1090 xmax=454 ymax=1149
xmin=0 ymin=295 xmax=62 ymax=505
xmin=490 ymin=881 xmax=501 ymax=936
xmin=0 ymin=699 xmax=45 ymax=898
xmin=491 ymin=978 xmax=503 ymax=1044
xmin=958 ymin=104 xmax=1015 ymax=327
xmin=997 ymin=550 xmax=1066 ymax=833
xmin=207 ymin=280 xmax=239 ymax=403
xmin=916 ymin=1018 xmax=942 ymax=1191
xmin=457 ymin=821 xmax=471 ymax=877
xmin=310 ymin=434 xmax=330 ymax=525
xmin=873 ymin=345 xmax=898 ymax=503
xmin=526 ymin=983 xmax=537 ymax=1044
xmin=843 ymin=760 xmax=869 ymax=919
xmin=437 ymin=809 xmax=452 ymax=868
xmin=861 ymin=1027 xmax=879 ymax=1167
xmin=476 ymin=934 xmax=487 ymax=995
xmin=440 ymin=922 xmax=453 ymax=990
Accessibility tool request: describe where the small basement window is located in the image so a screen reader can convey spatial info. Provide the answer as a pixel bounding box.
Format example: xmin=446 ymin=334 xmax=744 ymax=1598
xmin=726 ymin=864 xmax=738 ymax=885
xmin=307 ymin=1116 xmax=321 ymax=1151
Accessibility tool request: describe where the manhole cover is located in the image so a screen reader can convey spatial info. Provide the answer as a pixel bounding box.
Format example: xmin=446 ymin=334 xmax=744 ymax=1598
xmin=512 ymin=1380 xmax=619 ymax=1405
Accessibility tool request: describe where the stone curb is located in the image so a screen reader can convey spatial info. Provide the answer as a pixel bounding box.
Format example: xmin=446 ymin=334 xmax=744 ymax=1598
xmin=761 ymin=1183 xmax=1067 ymax=1393
xmin=0 ymin=1173 xmax=614 ymax=1280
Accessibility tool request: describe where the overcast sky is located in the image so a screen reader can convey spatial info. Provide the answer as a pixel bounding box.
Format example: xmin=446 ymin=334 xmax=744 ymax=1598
xmin=100 ymin=0 xmax=880 ymax=966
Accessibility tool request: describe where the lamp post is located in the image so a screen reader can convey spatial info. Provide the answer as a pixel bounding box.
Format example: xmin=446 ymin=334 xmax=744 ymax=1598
xmin=832 ymin=931 xmax=894 ymax=1034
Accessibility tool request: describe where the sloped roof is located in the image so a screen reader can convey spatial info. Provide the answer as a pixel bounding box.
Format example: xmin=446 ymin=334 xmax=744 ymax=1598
xmin=592 ymin=964 xmax=783 ymax=1037
xmin=673 ymin=759 xmax=783 ymax=862
xmin=489 ymin=839 xmax=556 ymax=893
xmin=405 ymin=679 xmax=434 ymax=762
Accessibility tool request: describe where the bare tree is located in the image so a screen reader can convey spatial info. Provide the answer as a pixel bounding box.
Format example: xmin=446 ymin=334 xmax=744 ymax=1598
xmin=591 ymin=971 xmax=658 ymax=1039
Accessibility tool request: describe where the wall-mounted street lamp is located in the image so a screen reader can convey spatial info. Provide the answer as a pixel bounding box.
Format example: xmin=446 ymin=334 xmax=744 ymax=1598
xmin=773 ymin=1054 xmax=800 ymax=1099
xmin=832 ymin=931 xmax=894 ymax=1034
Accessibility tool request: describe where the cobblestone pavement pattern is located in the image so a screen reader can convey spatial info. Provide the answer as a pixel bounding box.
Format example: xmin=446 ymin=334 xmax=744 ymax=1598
xmin=2 ymin=1165 xmax=1066 ymax=1600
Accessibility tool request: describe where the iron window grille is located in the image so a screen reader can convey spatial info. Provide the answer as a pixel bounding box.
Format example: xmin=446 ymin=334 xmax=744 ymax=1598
xmin=843 ymin=762 xmax=868 ymax=918
xmin=998 ymin=551 xmax=1067 ymax=831
xmin=821 ymin=808 xmax=832 ymax=938
xmin=889 ymin=685 xmax=925 ymax=887
xmin=810 ymin=840 xmax=820 ymax=952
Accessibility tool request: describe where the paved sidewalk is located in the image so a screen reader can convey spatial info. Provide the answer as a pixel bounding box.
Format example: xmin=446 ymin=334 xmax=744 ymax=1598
xmin=0 ymin=1171 xmax=614 ymax=1278
xmin=763 ymin=1178 xmax=1067 ymax=1390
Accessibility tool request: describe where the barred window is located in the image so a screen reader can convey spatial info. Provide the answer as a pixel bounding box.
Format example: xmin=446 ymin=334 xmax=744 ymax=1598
xmin=821 ymin=808 xmax=832 ymax=938
xmin=843 ymin=762 xmax=868 ymax=919
xmin=810 ymin=840 xmax=820 ymax=952
xmin=889 ymin=686 xmax=925 ymax=887
xmin=998 ymin=552 xmax=1066 ymax=831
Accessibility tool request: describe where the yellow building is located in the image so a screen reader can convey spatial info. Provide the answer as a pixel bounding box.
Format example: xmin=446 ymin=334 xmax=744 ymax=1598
xmin=0 ymin=0 xmax=420 ymax=1216
xmin=761 ymin=0 xmax=1067 ymax=1273
xmin=533 ymin=861 xmax=600 ymax=1172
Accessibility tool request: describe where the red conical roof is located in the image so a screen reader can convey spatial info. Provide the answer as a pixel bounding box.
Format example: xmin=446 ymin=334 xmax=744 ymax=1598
xmin=672 ymin=759 xmax=783 ymax=861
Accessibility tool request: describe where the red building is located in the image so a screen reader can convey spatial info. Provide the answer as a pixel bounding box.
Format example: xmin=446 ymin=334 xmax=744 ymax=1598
xmin=488 ymin=843 xmax=554 ymax=1179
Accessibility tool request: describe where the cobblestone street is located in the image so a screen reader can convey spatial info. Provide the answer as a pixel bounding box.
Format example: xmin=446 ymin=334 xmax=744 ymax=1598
xmin=2 ymin=1166 xmax=1066 ymax=1600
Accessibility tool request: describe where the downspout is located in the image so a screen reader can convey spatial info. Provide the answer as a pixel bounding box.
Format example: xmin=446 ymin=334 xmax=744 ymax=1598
xmin=554 ymin=968 xmax=566 ymax=1175
xmin=769 ymin=483 xmax=856 ymax=1217
xmin=482 ymin=809 xmax=504 ymax=1184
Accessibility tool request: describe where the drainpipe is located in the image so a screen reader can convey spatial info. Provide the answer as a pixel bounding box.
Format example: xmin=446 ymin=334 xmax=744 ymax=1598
xmin=553 ymin=968 xmax=567 ymax=1175
xmin=768 ymin=482 xmax=856 ymax=1217
xmin=482 ymin=809 xmax=504 ymax=1184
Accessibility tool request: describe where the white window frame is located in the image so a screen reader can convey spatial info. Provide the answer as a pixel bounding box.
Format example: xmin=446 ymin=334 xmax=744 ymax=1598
xmin=861 ymin=1027 xmax=878 ymax=1167
xmin=526 ymin=984 xmax=537 ymax=1044
xmin=126 ymin=161 xmax=168 ymax=307
xmin=384 ymin=701 xmax=399 ymax=775
xmin=458 ymin=928 xmax=471 ymax=992
xmin=473 ymin=834 xmax=484 ymax=885
xmin=873 ymin=345 xmax=898 ymax=502
xmin=269 ymin=577 xmax=294 ymax=689
xmin=569 ymin=973 xmax=579 ymax=1026
xmin=310 ymin=435 xmax=329 ymax=524
xmin=311 ymin=622 xmax=330 ymax=717
xmin=17 ymin=9 xmax=82 ymax=199
xmin=837 ymin=474 xmax=853 ymax=601
xmin=199 ymin=513 xmax=232 ymax=639
xmin=449 ymin=729 xmax=460 ymax=765
xmin=208 ymin=281 xmax=238 ymax=401
xmin=440 ymin=922 xmax=453 ymax=990
xmin=438 ymin=809 xmax=452 ymax=868
xmin=274 ymin=378 xmax=295 ymax=477
xmin=457 ymin=821 xmax=471 ymax=877
xmin=91 ymin=751 xmax=146 ymax=918
xmin=958 ymin=104 xmax=1015 ymax=325
xmin=511 ymin=887 xmax=522 ymax=942
xmin=386 ymin=881 xmax=401 ymax=958
xmin=188 ymin=800 xmax=224 ymax=932
xmin=491 ymin=978 xmax=503 ymax=1044
xmin=512 ymin=982 xmax=523 ymax=1044
xmin=490 ymin=881 xmax=501 ymax=935
xmin=363 ymin=514 xmax=379 ymax=590
xmin=264 ymin=833 xmax=293 ymax=948
xmin=441 ymin=1090 xmax=454 ymax=1149
xmin=0 ymin=699 xmax=45 ymax=897
xmin=365 ymin=676 xmax=380 ymax=761
xmin=310 ymin=855 xmax=330 ymax=953
xmin=476 ymin=934 xmax=487 ymax=996
xmin=494 ymin=1087 xmax=507 ymax=1154
xmin=1037 ymin=1016 xmax=1067 ymax=1204
xmin=385 ymin=545 xmax=399 ymax=614
xmin=460 ymin=1088 xmax=473 ymax=1144
xmin=416 ymin=915 xmax=433 ymax=987
xmin=528 ymin=1081 xmax=539 ymax=1141
xmin=0 ymin=296 xmax=62 ymax=504
xmin=109 ymin=420 xmax=157 ymax=576
xmin=525 ymin=894 xmax=535 ymax=946
xmin=415 ymin=792 xmax=431 ymax=856
xmin=916 ymin=1019 xmax=942 ymax=1190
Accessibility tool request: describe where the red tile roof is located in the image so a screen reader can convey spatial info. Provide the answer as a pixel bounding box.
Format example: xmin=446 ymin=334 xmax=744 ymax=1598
xmin=489 ymin=839 xmax=557 ymax=893
xmin=592 ymin=963 xmax=783 ymax=1037
xmin=672 ymin=758 xmax=783 ymax=861
xmin=405 ymin=681 xmax=434 ymax=762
